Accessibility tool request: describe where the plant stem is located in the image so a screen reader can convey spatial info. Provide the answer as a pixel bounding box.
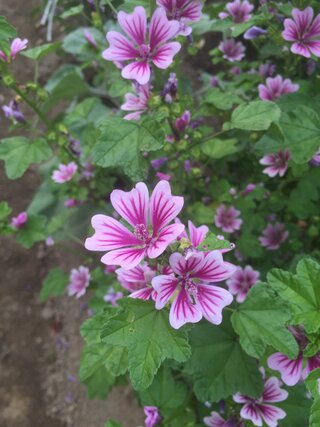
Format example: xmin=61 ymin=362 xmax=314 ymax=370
xmin=106 ymin=0 xmax=117 ymax=14
xmin=149 ymin=0 xmax=157 ymax=14
xmin=13 ymin=84 xmax=50 ymax=128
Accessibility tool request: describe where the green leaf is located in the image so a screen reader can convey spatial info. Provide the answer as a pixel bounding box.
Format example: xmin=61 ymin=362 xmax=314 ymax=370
xmin=231 ymin=283 xmax=299 ymax=358
xmin=201 ymin=138 xmax=239 ymax=159
xmin=198 ymin=232 xmax=233 ymax=252
xmin=305 ymin=369 xmax=320 ymax=427
xmin=101 ymin=299 xmax=191 ymax=390
xmin=0 ymin=16 xmax=16 ymax=44
xmin=186 ymin=314 xmax=263 ymax=402
xmin=21 ymin=42 xmax=61 ymax=60
xmin=139 ymin=367 xmax=188 ymax=409
xmin=60 ymin=5 xmax=84 ymax=19
xmin=62 ymin=27 xmax=105 ymax=60
xmin=229 ymin=101 xmax=281 ymax=131
xmin=278 ymin=384 xmax=311 ymax=427
xmin=105 ymin=421 xmax=123 ymax=427
xmin=40 ymin=268 xmax=69 ymax=301
xmin=0 ymin=137 xmax=52 ymax=179
xmin=268 ymin=258 xmax=320 ymax=334
xmin=93 ymin=117 xmax=165 ymax=181
xmin=205 ymin=89 xmax=242 ymax=110
xmin=0 ymin=201 xmax=12 ymax=220
xmin=16 ymin=214 xmax=47 ymax=248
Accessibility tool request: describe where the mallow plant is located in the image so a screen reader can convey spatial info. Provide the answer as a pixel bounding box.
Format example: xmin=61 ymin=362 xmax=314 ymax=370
xmin=1 ymin=1 xmax=320 ymax=426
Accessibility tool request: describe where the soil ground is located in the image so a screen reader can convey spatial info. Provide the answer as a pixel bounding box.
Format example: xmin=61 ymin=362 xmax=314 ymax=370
xmin=0 ymin=1 xmax=144 ymax=426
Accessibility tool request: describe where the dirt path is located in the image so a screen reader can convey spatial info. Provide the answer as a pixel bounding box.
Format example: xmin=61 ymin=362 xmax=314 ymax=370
xmin=0 ymin=1 xmax=144 ymax=426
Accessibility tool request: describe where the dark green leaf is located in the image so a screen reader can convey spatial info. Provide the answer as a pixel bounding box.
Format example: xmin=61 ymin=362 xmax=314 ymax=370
xmin=0 ymin=201 xmax=12 ymax=220
xmin=21 ymin=42 xmax=61 ymax=60
xmin=278 ymin=384 xmax=311 ymax=427
xmin=229 ymin=101 xmax=281 ymax=131
xmin=201 ymin=138 xmax=239 ymax=159
xmin=16 ymin=214 xmax=47 ymax=248
xmin=0 ymin=16 xmax=16 ymax=44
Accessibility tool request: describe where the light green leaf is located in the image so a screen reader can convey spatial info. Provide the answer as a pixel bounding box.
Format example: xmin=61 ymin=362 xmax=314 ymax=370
xmin=305 ymin=369 xmax=320 ymax=427
xmin=198 ymin=231 xmax=232 ymax=252
xmin=0 ymin=16 xmax=16 ymax=44
xmin=268 ymin=258 xmax=320 ymax=333
xmin=60 ymin=5 xmax=84 ymax=19
xmin=62 ymin=27 xmax=105 ymax=60
xmin=186 ymin=314 xmax=263 ymax=402
xmin=205 ymin=89 xmax=242 ymax=110
xmin=229 ymin=101 xmax=281 ymax=131
xmin=21 ymin=42 xmax=61 ymax=60
xmin=93 ymin=117 xmax=165 ymax=181
xmin=231 ymin=283 xmax=299 ymax=358
xmin=101 ymin=299 xmax=191 ymax=390
xmin=40 ymin=268 xmax=69 ymax=301
xmin=0 ymin=201 xmax=12 ymax=220
xmin=0 ymin=137 xmax=52 ymax=179
xmin=16 ymin=214 xmax=47 ymax=248
xmin=201 ymin=138 xmax=239 ymax=159
xmin=105 ymin=421 xmax=123 ymax=427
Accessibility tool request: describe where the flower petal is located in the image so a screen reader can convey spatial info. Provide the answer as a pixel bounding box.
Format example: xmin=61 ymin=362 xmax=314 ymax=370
xmin=150 ymin=180 xmax=184 ymax=234
xmin=291 ymin=42 xmax=311 ymax=58
xmin=188 ymin=220 xmax=208 ymax=247
xmin=85 ymin=214 xmax=142 ymax=251
xmin=267 ymin=352 xmax=303 ymax=386
xmin=152 ymin=41 xmax=181 ymax=69
xmin=129 ymin=286 xmax=154 ymax=300
xmin=152 ymin=274 xmax=179 ymax=309
xmin=101 ymin=247 xmax=146 ymax=270
xmin=292 ymin=6 xmax=314 ymax=34
xmin=203 ymin=411 xmax=226 ymax=427
xmin=240 ymin=403 xmax=263 ymax=426
xmin=122 ymin=61 xmax=151 ymax=85
xmin=118 ymin=6 xmax=147 ymax=46
xmin=169 ymin=287 xmax=202 ymax=329
xmin=111 ymin=182 xmax=149 ymax=228
xmin=147 ymin=223 xmax=185 ymax=258
xmin=191 ymin=251 xmax=236 ymax=282
xmin=262 ymin=377 xmax=289 ymax=402
xmin=259 ymin=404 xmax=287 ymax=427
xmin=307 ymin=40 xmax=320 ymax=57
xmin=196 ymin=284 xmax=233 ymax=325
xmin=149 ymin=7 xmax=180 ymax=50
xmin=103 ymin=31 xmax=139 ymax=61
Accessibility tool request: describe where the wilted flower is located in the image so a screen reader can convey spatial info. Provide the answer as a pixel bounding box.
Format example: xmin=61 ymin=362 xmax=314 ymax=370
xmin=150 ymin=156 xmax=168 ymax=170
xmin=152 ymin=251 xmax=234 ymax=329
xmin=233 ymin=377 xmax=288 ymax=427
xmin=156 ymin=172 xmax=171 ymax=181
xmin=67 ymin=266 xmax=91 ymax=298
xmin=144 ymin=406 xmax=161 ymax=427
xmin=258 ymin=75 xmax=299 ymax=101
xmin=215 ymin=205 xmax=242 ymax=233
xmin=218 ymin=0 xmax=253 ymax=23
xmin=121 ymin=84 xmax=150 ymax=120
xmin=282 ymin=7 xmax=320 ymax=58
xmin=11 ymin=211 xmax=28 ymax=229
xmin=103 ymin=288 xmax=123 ymax=306
xmin=52 ymin=162 xmax=78 ymax=184
xmin=64 ymin=198 xmax=77 ymax=208
xmin=85 ymin=181 xmax=184 ymax=269
xmin=162 ymin=72 xmax=178 ymax=102
xmin=102 ymin=6 xmax=181 ymax=84
xmin=244 ymin=26 xmax=267 ymax=40
xmin=175 ymin=110 xmax=191 ymax=133
xmin=84 ymin=29 xmax=97 ymax=48
xmin=259 ymin=150 xmax=291 ymax=177
xmin=241 ymin=183 xmax=256 ymax=196
xmin=0 ymin=37 xmax=28 ymax=62
xmin=2 ymin=100 xmax=25 ymax=122
xmin=226 ymin=265 xmax=260 ymax=303
xmin=156 ymin=0 xmax=203 ymax=35
xmin=219 ymin=39 xmax=246 ymax=62
xmin=259 ymin=222 xmax=288 ymax=250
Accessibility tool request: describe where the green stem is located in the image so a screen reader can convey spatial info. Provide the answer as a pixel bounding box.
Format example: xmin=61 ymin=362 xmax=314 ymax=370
xmin=149 ymin=0 xmax=157 ymax=14
xmin=13 ymin=84 xmax=50 ymax=128
xmin=106 ymin=0 xmax=117 ymax=14
xmin=93 ymin=0 xmax=104 ymax=32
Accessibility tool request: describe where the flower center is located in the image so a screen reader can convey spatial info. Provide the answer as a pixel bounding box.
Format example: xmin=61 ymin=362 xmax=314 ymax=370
xmin=134 ymin=224 xmax=150 ymax=242
xmin=139 ymin=44 xmax=151 ymax=60
xmin=184 ymin=278 xmax=198 ymax=304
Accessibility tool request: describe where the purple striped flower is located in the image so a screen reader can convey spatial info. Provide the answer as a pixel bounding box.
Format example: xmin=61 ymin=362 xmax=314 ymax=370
xmin=282 ymin=7 xmax=320 ymax=58
xmin=215 ymin=205 xmax=242 ymax=233
xmin=144 ymin=406 xmax=161 ymax=427
xmin=156 ymin=0 xmax=203 ymax=35
xmin=227 ymin=265 xmax=260 ymax=303
xmin=204 ymin=412 xmax=245 ymax=427
xmin=152 ymin=251 xmax=235 ymax=329
xmin=116 ymin=263 xmax=156 ymax=301
xmin=67 ymin=266 xmax=90 ymax=298
xmin=0 ymin=37 xmax=28 ymax=62
xmin=219 ymin=39 xmax=246 ymax=62
xmin=85 ymin=181 xmax=184 ymax=270
xmin=259 ymin=222 xmax=288 ymax=250
xmin=233 ymin=377 xmax=288 ymax=427
xmin=52 ymin=162 xmax=78 ymax=184
xmin=258 ymin=75 xmax=299 ymax=101
xmin=121 ymin=84 xmax=150 ymax=120
xmin=219 ymin=0 xmax=254 ymax=23
xmin=102 ymin=6 xmax=181 ymax=85
xmin=260 ymin=150 xmax=291 ymax=178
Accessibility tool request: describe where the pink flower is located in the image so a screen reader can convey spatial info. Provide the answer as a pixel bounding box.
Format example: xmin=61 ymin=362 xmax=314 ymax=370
xmin=282 ymin=7 xmax=320 ymax=58
xmin=150 ymin=156 xmax=168 ymax=170
xmin=11 ymin=211 xmax=28 ymax=229
xmin=310 ymin=150 xmax=320 ymax=167
xmin=219 ymin=0 xmax=254 ymax=23
xmin=204 ymin=412 xmax=244 ymax=427
xmin=85 ymin=181 xmax=184 ymax=270
xmin=175 ymin=110 xmax=191 ymax=133
xmin=176 ymin=218 xmax=209 ymax=259
xmin=121 ymin=84 xmax=150 ymax=120
xmin=103 ymin=288 xmax=124 ymax=306
xmin=102 ymin=6 xmax=181 ymax=85
xmin=259 ymin=150 xmax=291 ymax=177
xmin=156 ymin=172 xmax=171 ymax=181
xmin=52 ymin=162 xmax=78 ymax=184
xmin=64 ymin=198 xmax=78 ymax=208
xmin=258 ymin=75 xmax=299 ymax=101
xmin=0 ymin=37 xmax=28 ymax=62
xmin=233 ymin=377 xmax=288 ymax=427
xmin=67 ymin=266 xmax=91 ymax=298
xmin=152 ymin=251 xmax=235 ymax=329
xmin=84 ymin=29 xmax=97 ymax=48
xmin=268 ymin=352 xmax=320 ymax=386
xmin=116 ymin=263 xmax=156 ymax=300
xmin=156 ymin=0 xmax=203 ymax=36
xmin=259 ymin=222 xmax=288 ymax=250
xmin=226 ymin=265 xmax=260 ymax=303
xmin=219 ymin=39 xmax=246 ymax=62
xmin=259 ymin=63 xmax=276 ymax=78
xmin=215 ymin=205 xmax=242 ymax=233
xmin=144 ymin=406 xmax=161 ymax=427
